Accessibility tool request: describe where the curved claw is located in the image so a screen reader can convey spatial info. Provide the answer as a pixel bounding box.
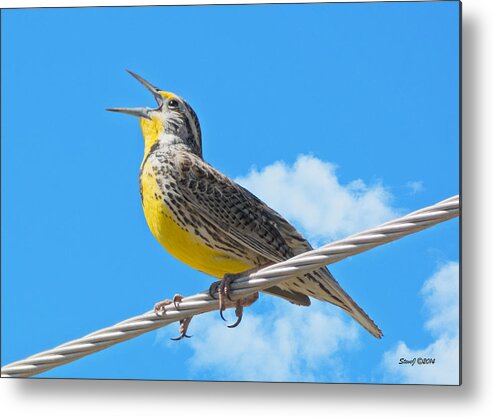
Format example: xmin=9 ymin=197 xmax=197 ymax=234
xmin=227 ymin=314 xmax=242 ymax=328
xmin=170 ymin=333 xmax=192 ymax=341
xmin=172 ymin=294 xmax=184 ymax=310
xmin=209 ymin=281 xmax=220 ymax=299
xmin=169 ymin=316 xmax=193 ymax=341
xmin=219 ymin=309 xmax=227 ymax=322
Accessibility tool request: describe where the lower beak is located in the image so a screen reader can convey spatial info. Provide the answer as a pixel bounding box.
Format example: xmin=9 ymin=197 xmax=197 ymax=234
xmin=106 ymin=106 xmax=152 ymax=119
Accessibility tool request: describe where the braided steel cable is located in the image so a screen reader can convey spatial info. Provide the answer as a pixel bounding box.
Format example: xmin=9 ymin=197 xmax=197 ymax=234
xmin=1 ymin=195 xmax=460 ymax=378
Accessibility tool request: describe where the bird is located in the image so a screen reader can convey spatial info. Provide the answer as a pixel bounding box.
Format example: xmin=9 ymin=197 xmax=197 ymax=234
xmin=107 ymin=70 xmax=382 ymax=340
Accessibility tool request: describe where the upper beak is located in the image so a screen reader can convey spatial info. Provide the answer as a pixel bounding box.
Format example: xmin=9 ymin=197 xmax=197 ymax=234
xmin=106 ymin=70 xmax=164 ymax=119
xmin=126 ymin=70 xmax=163 ymax=106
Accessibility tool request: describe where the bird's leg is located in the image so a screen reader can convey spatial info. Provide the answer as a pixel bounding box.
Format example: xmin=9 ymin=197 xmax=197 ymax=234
xmin=211 ymin=273 xmax=237 ymax=321
xmin=154 ymin=294 xmax=185 ymax=315
xmin=209 ymin=272 xmax=260 ymax=325
xmin=218 ymin=273 xmax=235 ymax=319
xmin=170 ymin=316 xmax=193 ymax=341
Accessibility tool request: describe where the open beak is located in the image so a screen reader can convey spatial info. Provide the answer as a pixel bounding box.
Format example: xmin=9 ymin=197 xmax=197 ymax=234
xmin=106 ymin=70 xmax=163 ymax=119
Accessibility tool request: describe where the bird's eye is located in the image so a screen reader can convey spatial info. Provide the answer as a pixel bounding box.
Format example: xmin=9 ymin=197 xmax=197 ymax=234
xmin=168 ymin=99 xmax=179 ymax=109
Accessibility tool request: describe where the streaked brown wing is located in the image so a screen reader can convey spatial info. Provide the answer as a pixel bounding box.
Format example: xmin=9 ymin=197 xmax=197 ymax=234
xmin=167 ymin=151 xmax=382 ymax=337
xmin=170 ymin=151 xmax=296 ymax=263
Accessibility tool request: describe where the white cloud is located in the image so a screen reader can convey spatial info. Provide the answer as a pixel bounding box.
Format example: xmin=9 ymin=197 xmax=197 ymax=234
xmin=407 ymin=180 xmax=424 ymax=194
xmin=422 ymin=262 xmax=459 ymax=338
xmin=381 ymin=261 xmax=459 ymax=385
xmin=235 ymin=154 xmax=400 ymax=243
xmin=171 ymin=299 xmax=360 ymax=382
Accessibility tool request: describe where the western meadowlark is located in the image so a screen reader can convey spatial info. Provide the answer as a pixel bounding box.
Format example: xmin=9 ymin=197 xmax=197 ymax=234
xmin=108 ymin=71 xmax=382 ymax=340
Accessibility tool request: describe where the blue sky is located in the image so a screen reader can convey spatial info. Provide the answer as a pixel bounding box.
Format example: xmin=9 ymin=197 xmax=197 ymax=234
xmin=1 ymin=1 xmax=459 ymax=384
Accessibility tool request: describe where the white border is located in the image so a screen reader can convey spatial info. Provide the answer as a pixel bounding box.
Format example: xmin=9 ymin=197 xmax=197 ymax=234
xmin=2 ymin=1 xmax=492 ymax=416
xmin=0 ymin=0 xmax=417 ymax=8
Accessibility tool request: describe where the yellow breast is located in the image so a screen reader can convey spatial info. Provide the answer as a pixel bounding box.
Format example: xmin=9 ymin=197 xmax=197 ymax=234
xmin=139 ymin=164 xmax=253 ymax=278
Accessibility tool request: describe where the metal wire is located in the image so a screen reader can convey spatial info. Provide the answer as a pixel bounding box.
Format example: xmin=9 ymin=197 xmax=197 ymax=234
xmin=1 ymin=195 xmax=460 ymax=378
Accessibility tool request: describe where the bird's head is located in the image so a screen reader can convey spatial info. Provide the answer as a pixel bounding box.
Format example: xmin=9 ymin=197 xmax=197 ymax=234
xmin=107 ymin=71 xmax=202 ymax=158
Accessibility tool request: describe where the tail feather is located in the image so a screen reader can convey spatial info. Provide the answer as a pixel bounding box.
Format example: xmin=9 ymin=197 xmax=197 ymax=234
xmin=277 ymin=268 xmax=383 ymax=339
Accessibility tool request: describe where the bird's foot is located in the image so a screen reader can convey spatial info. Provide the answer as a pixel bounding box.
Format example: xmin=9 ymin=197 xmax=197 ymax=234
xmin=153 ymin=294 xmax=192 ymax=340
xmin=170 ymin=316 xmax=193 ymax=341
xmin=227 ymin=293 xmax=259 ymax=328
xmin=208 ymin=274 xmax=259 ymax=328
xmin=154 ymin=294 xmax=185 ymax=315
